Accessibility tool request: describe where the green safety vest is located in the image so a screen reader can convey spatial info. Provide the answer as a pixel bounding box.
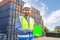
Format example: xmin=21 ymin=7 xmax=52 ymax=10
xmin=19 ymin=16 xmax=34 ymax=29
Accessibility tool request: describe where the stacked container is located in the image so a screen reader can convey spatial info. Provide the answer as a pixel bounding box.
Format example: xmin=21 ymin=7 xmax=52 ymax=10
xmin=0 ymin=0 xmax=24 ymax=40
xmin=0 ymin=2 xmax=16 ymax=40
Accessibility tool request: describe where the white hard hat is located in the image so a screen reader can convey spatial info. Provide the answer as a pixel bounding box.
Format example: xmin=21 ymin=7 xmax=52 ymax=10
xmin=23 ymin=3 xmax=31 ymax=9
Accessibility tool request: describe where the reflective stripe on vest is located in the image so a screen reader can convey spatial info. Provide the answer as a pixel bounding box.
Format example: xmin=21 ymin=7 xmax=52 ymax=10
xmin=18 ymin=34 xmax=33 ymax=37
xmin=19 ymin=16 xmax=34 ymax=29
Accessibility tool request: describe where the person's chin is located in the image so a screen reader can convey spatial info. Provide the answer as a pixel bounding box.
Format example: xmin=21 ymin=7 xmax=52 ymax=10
xmin=25 ymin=14 xmax=29 ymax=16
xmin=26 ymin=15 xmax=28 ymax=16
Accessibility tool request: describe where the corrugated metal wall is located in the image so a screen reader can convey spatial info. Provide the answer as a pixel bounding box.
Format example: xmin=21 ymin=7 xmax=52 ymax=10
xmin=0 ymin=2 xmax=11 ymax=34
xmin=0 ymin=0 xmax=24 ymax=40
xmin=0 ymin=1 xmax=16 ymax=40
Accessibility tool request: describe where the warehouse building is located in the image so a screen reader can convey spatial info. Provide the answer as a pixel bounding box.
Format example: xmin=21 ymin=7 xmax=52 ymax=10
xmin=29 ymin=6 xmax=43 ymax=26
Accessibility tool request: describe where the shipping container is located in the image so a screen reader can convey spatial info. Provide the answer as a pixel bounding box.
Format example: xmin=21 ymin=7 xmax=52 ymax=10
xmin=0 ymin=2 xmax=15 ymax=40
xmin=0 ymin=2 xmax=11 ymax=12
xmin=0 ymin=0 xmax=24 ymax=39
xmin=0 ymin=1 xmax=18 ymax=40
xmin=0 ymin=33 xmax=7 ymax=40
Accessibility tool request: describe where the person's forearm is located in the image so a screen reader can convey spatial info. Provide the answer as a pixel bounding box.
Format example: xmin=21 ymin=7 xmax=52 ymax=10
xmin=19 ymin=28 xmax=30 ymax=32
xmin=15 ymin=28 xmax=30 ymax=34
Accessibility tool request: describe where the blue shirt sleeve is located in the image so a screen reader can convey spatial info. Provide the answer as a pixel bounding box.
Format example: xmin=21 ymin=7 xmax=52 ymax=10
xmin=15 ymin=18 xmax=30 ymax=34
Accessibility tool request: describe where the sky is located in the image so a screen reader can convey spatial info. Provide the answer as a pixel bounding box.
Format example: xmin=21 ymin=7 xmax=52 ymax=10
xmin=23 ymin=0 xmax=60 ymax=30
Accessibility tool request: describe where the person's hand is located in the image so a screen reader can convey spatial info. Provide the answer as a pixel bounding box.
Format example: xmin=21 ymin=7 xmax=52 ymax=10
xmin=35 ymin=34 xmax=39 ymax=36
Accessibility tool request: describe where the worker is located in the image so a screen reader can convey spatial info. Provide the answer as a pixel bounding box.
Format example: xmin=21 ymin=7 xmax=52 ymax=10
xmin=15 ymin=3 xmax=34 ymax=40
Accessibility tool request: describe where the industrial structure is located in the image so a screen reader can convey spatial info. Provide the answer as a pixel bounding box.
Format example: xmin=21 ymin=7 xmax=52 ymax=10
xmin=0 ymin=0 xmax=44 ymax=40
xmin=0 ymin=0 xmax=24 ymax=40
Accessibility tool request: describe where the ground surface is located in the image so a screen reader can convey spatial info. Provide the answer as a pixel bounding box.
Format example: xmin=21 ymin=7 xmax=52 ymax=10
xmin=34 ymin=37 xmax=60 ymax=40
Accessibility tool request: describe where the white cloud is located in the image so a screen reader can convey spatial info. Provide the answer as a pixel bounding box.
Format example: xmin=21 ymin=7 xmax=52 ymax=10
xmin=40 ymin=3 xmax=60 ymax=30
xmin=40 ymin=2 xmax=48 ymax=18
xmin=45 ymin=10 xmax=60 ymax=25
xmin=0 ymin=0 xmax=3 ymax=2
xmin=40 ymin=2 xmax=48 ymax=25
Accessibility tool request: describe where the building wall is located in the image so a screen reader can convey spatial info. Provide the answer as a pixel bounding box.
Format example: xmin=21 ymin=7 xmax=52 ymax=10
xmin=38 ymin=19 xmax=43 ymax=26
xmin=30 ymin=7 xmax=41 ymax=25
xmin=30 ymin=6 xmax=34 ymax=18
